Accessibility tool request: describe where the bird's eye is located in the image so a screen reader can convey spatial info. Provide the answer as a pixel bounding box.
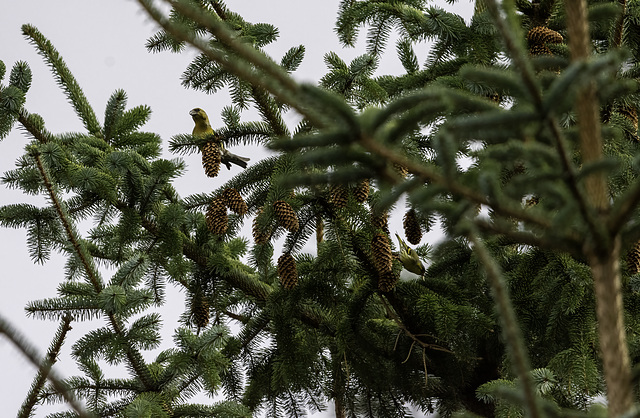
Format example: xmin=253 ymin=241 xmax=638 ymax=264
xmin=194 ymin=108 xmax=201 ymax=112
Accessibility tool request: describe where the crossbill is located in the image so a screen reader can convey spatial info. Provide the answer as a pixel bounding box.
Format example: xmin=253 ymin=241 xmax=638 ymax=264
xmin=189 ymin=107 xmax=250 ymax=169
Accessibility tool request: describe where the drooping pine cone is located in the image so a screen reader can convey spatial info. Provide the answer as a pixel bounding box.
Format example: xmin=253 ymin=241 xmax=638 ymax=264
xmin=372 ymin=232 xmax=393 ymax=275
xmin=371 ymin=211 xmax=389 ymax=234
xmin=627 ymin=241 xmax=640 ymax=275
xmin=206 ymin=197 xmax=228 ymax=235
xmin=191 ymin=294 xmax=210 ymax=328
xmin=273 ymin=200 xmax=299 ymax=232
xmin=403 ymin=209 xmax=422 ymax=245
xmin=278 ymin=253 xmax=298 ymax=290
xmin=201 ymin=141 xmax=221 ymax=177
xmin=352 ymin=179 xmax=370 ymax=203
xmin=378 ymin=270 xmax=399 ymax=293
xmin=393 ymin=163 xmax=408 ymax=178
xmin=330 ymin=185 xmax=349 ymax=209
xmin=252 ymin=207 xmax=271 ymax=244
xmin=527 ymin=26 xmax=563 ymax=56
xmin=222 ymin=188 xmax=248 ymax=216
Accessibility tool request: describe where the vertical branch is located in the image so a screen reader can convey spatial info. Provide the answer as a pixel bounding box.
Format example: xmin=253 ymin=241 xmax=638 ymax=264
xmin=565 ymin=0 xmax=633 ymax=415
xmin=565 ymin=0 xmax=607 ymax=210
xmin=589 ymin=237 xmax=632 ymax=416
xmin=18 ymin=314 xmax=73 ymax=418
xmin=467 ymin=229 xmax=541 ymax=418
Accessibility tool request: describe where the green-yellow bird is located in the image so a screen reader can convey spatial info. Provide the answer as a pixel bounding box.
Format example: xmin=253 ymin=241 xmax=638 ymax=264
xmin=189 ymin=107 xmax=250 ymax=169
xmin=395 ymin=233 xmax=425 ymax=276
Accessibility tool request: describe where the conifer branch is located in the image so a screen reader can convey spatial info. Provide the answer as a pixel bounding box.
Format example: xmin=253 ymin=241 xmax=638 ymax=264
xmin=18 ymin=314 xmax=73 ymax=418
xmin=0 ymin=313 xmax=92 ymax=418
xmin=609 ymin=176 xmax=640 ymax=235
xmin=358 ymin=134 xmax=553 ymax=231
xmin=31 ymin=150 xmax=103 ymax=291
xmin=466 ymin=228 xmax=542 ymax=418
xmin=379 ymin=295 xmax=453 ymax=355
xmin=137 ymin=0 xmax=324 ymax=127
xmin=31 ymin=152 xmax=155 ymax=390
xmin=565 ymin=0 xmax=633 ymax=413
xmin=21 ymin=25 xmax=102 ymax=136
xmin=17 ymin=110 xmax=53 ymax=143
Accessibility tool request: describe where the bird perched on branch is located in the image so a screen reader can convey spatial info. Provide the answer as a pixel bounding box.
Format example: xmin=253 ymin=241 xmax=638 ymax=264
xmin=189 ymin=107 xmax=250 ymax=169
xmin=395 ymin=233 xmax=425 ymax=276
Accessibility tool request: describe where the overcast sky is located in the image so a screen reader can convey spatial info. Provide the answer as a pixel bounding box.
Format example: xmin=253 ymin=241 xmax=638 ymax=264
xmin=0 ymin=1 xmax=472 ymax=416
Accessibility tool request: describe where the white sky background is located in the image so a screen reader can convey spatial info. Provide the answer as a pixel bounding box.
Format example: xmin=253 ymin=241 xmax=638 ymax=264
xmin=0 ymin=1 xmax=473 ymax=416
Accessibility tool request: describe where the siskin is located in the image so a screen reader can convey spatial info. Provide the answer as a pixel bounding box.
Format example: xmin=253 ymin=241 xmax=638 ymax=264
xmin=395 ymin=233 xmax=425 ymax=276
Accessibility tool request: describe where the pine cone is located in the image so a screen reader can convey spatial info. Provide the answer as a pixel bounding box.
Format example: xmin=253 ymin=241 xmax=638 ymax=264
xmin=192 ymin=294 xmax=210 ymax=328
xmin=529 ymin=44 xmax=552 ymax=56
xmin=378 ymin=270 xmax=399 ymax=293
xmin=352 ymin=179 xmax=370 ymax=203
xmin=628 ymin=241 xmax=640 ymax=275
xmin=393 ymin=163 xmax=408 ymax=178
xmin=527 ymin=26 xmax=562 ymax=56
xmin=222 ymin=188 xmax=248 ymax=216
xmin=252 ymin=207 xmax=271 ymax=244
xmin=330 ymin=185 xmax=349 ymax=208
xmin=278 ymin=253 xmax=298 ymax=290
xmin=372 ymin=232 xmax=393 ymax=275
xmin=371 ymin=211 xmax=389 ymax=234
xmin=403 ymin=209 xmax=422 ymax=245
xmin=201 ymin=141 xmax=221 ymax=177
xmin=206 ymin=197 xmax=228 ymax=235
xmin=527 ymin=26 xmax=563 ymax=46
xmin=273 ymin=200 xmax=299 ymax=232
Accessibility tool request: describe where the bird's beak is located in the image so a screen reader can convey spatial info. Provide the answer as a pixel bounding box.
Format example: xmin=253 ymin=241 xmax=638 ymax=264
xmin=189 ymin=109 xmax=198 ymax=116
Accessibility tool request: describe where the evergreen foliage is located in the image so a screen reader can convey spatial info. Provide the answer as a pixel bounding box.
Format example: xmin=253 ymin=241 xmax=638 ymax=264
xmin=4 ymin=0 xmax=640 ymax=416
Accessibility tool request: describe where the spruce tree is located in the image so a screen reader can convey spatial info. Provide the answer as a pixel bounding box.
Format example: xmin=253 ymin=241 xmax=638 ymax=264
xmin=3 ymin=0 xmax=640 ymax=417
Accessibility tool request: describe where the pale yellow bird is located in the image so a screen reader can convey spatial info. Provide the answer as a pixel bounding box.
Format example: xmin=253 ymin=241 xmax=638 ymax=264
xmin=189 ymin=108 xmax=250 ymax=169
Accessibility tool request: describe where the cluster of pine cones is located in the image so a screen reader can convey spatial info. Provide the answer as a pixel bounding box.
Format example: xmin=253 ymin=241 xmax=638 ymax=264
xmin=205 ymin=188 xmax=248 ymax=235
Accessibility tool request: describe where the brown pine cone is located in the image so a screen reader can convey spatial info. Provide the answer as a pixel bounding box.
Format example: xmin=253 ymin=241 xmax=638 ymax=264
xmin=222 ymin=188 xmax=248 ymax=216
xmin=206 ymin=197 xmax=228 ymax=235
xmin=378 ymin=270 xmax=399 ymax=293
xmin=372 ymin=232 xmax=393 ymax=275
xmin=371 ymin=211 xmax=389 ymax=234
xmin=252 ymin=207 xmax=271 ymax=244
xmin=352 ymin=179 xmax=370 ymax=203
xmin=202 ymin=141 xmax=221 ymax=177
xmin=330 ymin=185 xmax=349 ymax=208
xmin=403 ymin=209 xmax=422 ymax=245
xmin=273 ymin=200 xmax=299 ymax=232
xmin=527 ymin=26 xmax=563 ymax=46
xmin=628 ymin=240 xmax=640 ymax=275
xmin=278 ymin=253 xmax=298 ymax=290
xmin=191 ymin=293 xmax=210 ymax=328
